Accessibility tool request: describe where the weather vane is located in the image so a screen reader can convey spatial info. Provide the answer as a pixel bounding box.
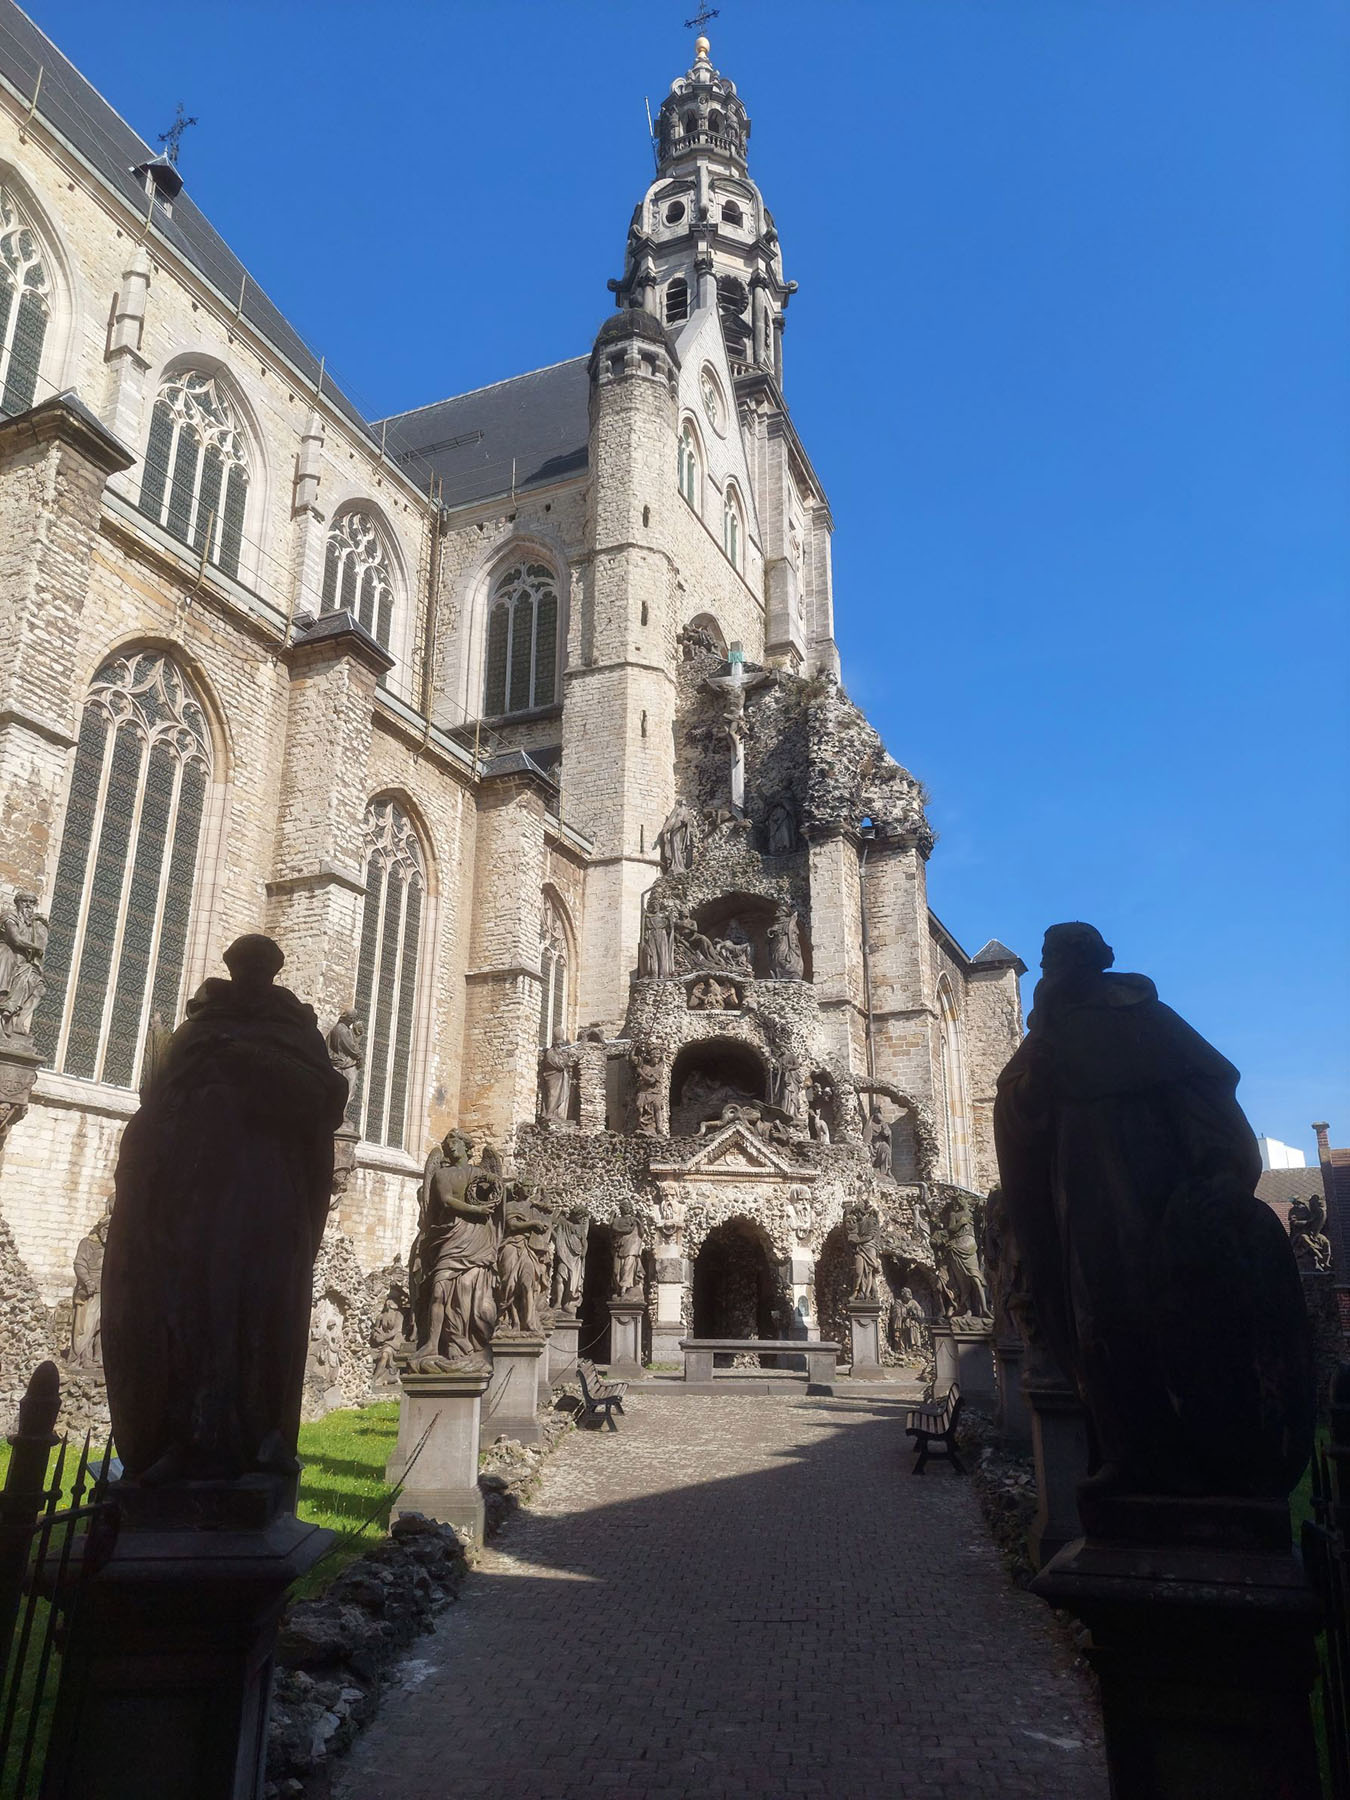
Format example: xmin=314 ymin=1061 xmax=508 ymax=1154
xmin=684 ymin=2 xmax=719 ymax=31
xmin=157 ymin=101 xmax=197 ymax=166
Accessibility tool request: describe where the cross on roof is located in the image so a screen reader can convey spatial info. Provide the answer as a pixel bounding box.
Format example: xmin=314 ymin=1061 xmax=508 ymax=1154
xmin=157 ymin=101 xmax=197 ymax=166
xmin=684 ymin=2 xmax=719 ymax=32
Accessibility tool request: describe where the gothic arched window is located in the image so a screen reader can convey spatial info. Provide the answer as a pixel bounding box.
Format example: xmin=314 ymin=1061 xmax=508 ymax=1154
xmin=482 ymin=561 xmax=559 ymax=718
xmin=138 ymin=371 xmax=250 ymax=580
xmin=0 ymin=189 xmax=49 ymax=417
xmin=322 ymin=508 xmax=395 ymax=650
xmin=539 ymin=895 xmax=571 ymax=1048
xmin=723 ymin=485 xmax=743 ymax=571
xmin=665 ymin=277 xmax=688 ymax=326
xmin=937 ymin=978 xmax=972 ymax=1187
xmin=36 ymin=651 xmax=213 ymax=1087
xmin=677 ymin=420 xmax=702 ymax=510
xmin=351 ymin=798 xmax=426 ymax=1150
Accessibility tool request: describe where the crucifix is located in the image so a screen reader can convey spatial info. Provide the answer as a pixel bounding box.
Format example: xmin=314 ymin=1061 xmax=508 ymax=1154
xmin=703 ymin=643 xmax=769 ymax=816
xmin=157 ymin=101 xmax=198 ymax=166
xmin=684 ymin=2 xmax=719 ymax=31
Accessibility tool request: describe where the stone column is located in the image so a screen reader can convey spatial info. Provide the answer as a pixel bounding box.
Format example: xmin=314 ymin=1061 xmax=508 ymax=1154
xmin=607 ymin=1298 xmax=645 ymax=1381
xmin=846 ymin=1299 xmax=883 ymax=1373
xmin=995 ymin=1336 xmax=1031 ymax=1449
xmin=806 ymin=827 xmax=866 ymax=1071
xmin=387 ymin=1367 xmax=492 ymax=1540
xmin=481 ymin=1334 xmax=547 ymax=1447
xmin=265 ymin=613 xmax=392 ymax=1023
xmin=0 ymin=394 xmax=134 ymax=900
xmin=1024 ymin=1374 xmax=1090 ymax=1569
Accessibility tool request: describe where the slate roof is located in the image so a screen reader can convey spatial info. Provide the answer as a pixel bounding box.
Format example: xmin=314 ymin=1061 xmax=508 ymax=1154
xmin=378 ymin=359 xmax=590 ymax=513
xmin=971 ymin=938 xmax=1026 ymax=972
xmin=1256 ymin=1167 xmax=1324 ymax=1210
xmin=0 ymin=1 xmax=373 ymax=440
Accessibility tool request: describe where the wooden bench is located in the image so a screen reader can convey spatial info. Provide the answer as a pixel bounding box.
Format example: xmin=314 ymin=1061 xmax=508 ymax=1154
xmin=577 ymin=1358 xmax=626 ymax=1431
xmin=905 ymin=1382 xmax=964 ymax=1474
xmin=679 ymin=1339 xmax=839 ymax=1388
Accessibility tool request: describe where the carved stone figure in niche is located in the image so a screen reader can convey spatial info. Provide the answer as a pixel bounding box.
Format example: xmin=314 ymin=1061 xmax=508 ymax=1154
xmin=864 ymin=1106 xmax=893 ymax=1174
xmin=994 ymin=920 xmax=1314 ymax=1497
xmin=788 ymin=1186 xmax=813 ymax=1248
xmin=369 ymin=1288 xmax=405 ymax=1384
xmin=673 ymin=908 xmax=718 ymax=974
xmin=633 ymin=1044 xmax=666 ymax=1136
xmin=497 ymin=1181 xmax=553 ymax=1335
xmin=409 ymin=1128 xmax=504 ymax=1371
xmin=703 ymin=653 xmax=770 ymax=815
xmin=639 ymin=899 xmax=677 ymax=980
xmin=807 ymin=1073 xmax=835 ymax=1144
xmin=932 ymin=1192 xmax=990 ymax=1320
xmin=326 ymin=1010 xmax=363 ymax=1105
xmin=656 ymin=1194 xmax=685 ymax=1246
xmin=688 ymin=973 xmax=741 ymax=1010
xmin=139 ymin=1009 xmax=174 ymax=1099
xmin=1288 ymin=1196 xmax=1332 ymax=1272
xmin=102 ymin=934 xmax=349 ymax=1483
xmin=69 ymin=1199 xmax=112 ymax=1371
xmin=551 ymin=1206 xmax=590 ymax=1313
xmin=656 ymin=799 xmax=697 ymax=875
xmin=766 ymin=905 xmax=804 ymax=979
xmin=846 ymin=1202 xmax=882 ymax=1301
xmin=893 ymin=1287 xmax=928 ymax=1357
xmin=307 ymin=1298 xmax=344 ymax=1390
xmin=680 ymin=621 xmax=720 ymax=660
xmin=0 ymin=890 xmax=47 ymax=1039
xmin=708 ymin=1098 xmax=795 ymax=1148
xmin=769 ymin=1052 xmax=807 ymax=1122
xmin=537 ymin=1031 xmax=578 ymax=1124
xmin=612 ymin=1200 xmax=644 ymax=1299
xmin=765 ymin=799 xmax=797 ymax=856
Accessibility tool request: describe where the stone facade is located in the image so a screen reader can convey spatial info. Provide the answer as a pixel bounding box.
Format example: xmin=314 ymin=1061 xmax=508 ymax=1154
xmin=0 ymin=25 xmax=1023 ymax=1366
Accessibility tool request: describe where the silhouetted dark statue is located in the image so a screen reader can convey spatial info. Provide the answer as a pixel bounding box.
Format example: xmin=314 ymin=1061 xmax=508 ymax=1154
xmin=994 ymin=922 xmax=1314 ymax=1499
xmin=102 ymin=935 xmax=348 ymax=1484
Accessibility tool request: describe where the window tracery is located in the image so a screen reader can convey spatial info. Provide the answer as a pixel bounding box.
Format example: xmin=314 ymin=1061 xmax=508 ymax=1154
xmin=677 ymin=420 xmax=702 ymax=510
xmin=138 ymin=371 xmax=250 ymax=580
xmin=322 ymin=509 xmax=395 ymax=650
xmin=539 ymin=895 xmax=571 ymax=1047
xmin=36 ymin=651 xmax=213 ymax=1088
xmin=723 ymin=485 xmax=743 ymax=570
xmin=0 ymin=188 xmax=50 ymax=417
xmin=482 ymin=561 xmax=559 ymax=717
xmin=351 ymin=798 xmax=426 ymax=1150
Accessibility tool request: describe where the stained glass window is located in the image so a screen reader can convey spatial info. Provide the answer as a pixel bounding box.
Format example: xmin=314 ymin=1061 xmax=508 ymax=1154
xmin=321 ymin=509 xmax=396 ymax=651
xmin=0 ymin=188 xmax=50 ymax=417
xmin=138 ymin=371 xmax=250 ymax=579
xmin=36 ymin=652 xmax=213 ymax=1086
xmin=482 ymin=563 xmax=559 ymax=718
xmin=350 ymin=798 xmax=425 ymax=1149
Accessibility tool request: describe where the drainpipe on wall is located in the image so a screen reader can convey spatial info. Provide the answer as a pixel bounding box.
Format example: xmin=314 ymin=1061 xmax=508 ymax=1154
xmin=858 ymin=822 xmax=878 ymax=1084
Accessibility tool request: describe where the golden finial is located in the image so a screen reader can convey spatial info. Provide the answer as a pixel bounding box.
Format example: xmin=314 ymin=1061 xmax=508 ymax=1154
xmin=694 ymin=35 xmax=711 ymax=60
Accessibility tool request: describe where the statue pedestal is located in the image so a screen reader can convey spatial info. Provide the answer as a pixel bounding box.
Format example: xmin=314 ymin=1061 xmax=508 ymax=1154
xmin=547 ymin=1315 xmax=582 ymax=1386
xmin=41 ymin=1477 xmax=332 ymax=1800
xmin=387 ymin=1367 xmax=492 ymax=1540
xmin=846 ymin=1299 xmax=884 ymax=1373
xmin=537 ymin=1325 xmax=555 ymax=1408
xmin=1034 ymin=1495 xmax=1321 ymax=1800
xmin=1024 ymin=1376 xmax=1090 ymax=1568
xmin=995 ymin=1336 xmax=1031 ymax=1448
xmin=481 ymin=1335 xmax=546 ymax=1447
xmin=0 ymin=1034 xmax=41 ymax=1147
xmin=932 ymin=1317 xmax=997 ymax=1405
xmin=650 ymin=1257 xmax=687 ymax=1364
xmin=607 ymin=1298 xmax=645 ymax=1380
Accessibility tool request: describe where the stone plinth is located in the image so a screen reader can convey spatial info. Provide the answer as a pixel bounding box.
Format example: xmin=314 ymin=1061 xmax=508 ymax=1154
xmin=1024 ymin=1377 xmax=1090 ymax=1568
xmin=1034 ymin=1494 xmax=1321 ymax=1800
xmin=846 ymin=1299 xmax=883 ymax=1372
xmin=40 ymin=1476 xmax=331 ymax=1800
xmin=0 ymin=1036 xmax=42 ymax=1149
xmin=650 ymin=1268 xmax=686 ymax=1364
xmin=995 ymin=1337 xmax=1031 ymax=1448
xmin=388 ymin=1367 xmax=492 ymax=1538
xmin=607 ymin=1298 xmax=645 ymax=1380
xmin=547 ymin=1315 xmax=582 ymax=1386
xmin=932 ymin=1317 xmax=996 ymax=1404
xmin=482 ymin=1334 xmax=547 ymax=1447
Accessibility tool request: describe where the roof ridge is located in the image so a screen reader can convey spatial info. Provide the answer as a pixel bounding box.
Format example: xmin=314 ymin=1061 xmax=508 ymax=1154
xmin=379 ymin=354 xmax=588 ymax=426
xmin=0 ymin=4 xmax=155 ymax=162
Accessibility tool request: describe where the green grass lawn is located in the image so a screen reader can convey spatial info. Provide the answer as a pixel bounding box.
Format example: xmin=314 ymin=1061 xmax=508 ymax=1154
xmin=291 ymin=1400 xmax=401 ymax=1598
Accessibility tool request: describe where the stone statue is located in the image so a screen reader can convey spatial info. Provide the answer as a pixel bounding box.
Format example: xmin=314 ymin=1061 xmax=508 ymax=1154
xmin=765 ymin=799 xmax=797 ymax=856
xmin=369 ymin=1289 xmax=404 ymax=1384
xmin=673 ymin=908 xmax=720 ymax=973
xmin=689 ymin=973 xmax=740 ymax=1010
xmin=69 ymin=1199 xmax=112 ymax=1371
xmin=1288 ymin=1195 xmax=1332 ymax=1273
xmin=139 ymin=1008 xmax=174 ymax=1098
xmin=864 ymin=1106 xmax=892 ymax=1174
xmin=550 ymin=1206 xmax=590 ymax=1314
xmin=633 ymin=1044 xmax=666 ymax=1136
xmin=768 ymin=1051 xmax=807 ymax=1121
xmin=611 ymin=1200 xmax=644 ymax=1299
xmin=307 ymin=1298 xmax=344 ymax=1391
xmin=994 ymin=920 xmax=1315 ymax=1499
xmin=0 ymin=890 xmax=47 ymax=1039
xmin=655 ymin=1194 xmax=685 ymax=1247
xmin=846 ymin=1202 xmax=881 ymax=1301
xmin=656 ymin=799 xmax=696 ymax=875
xmin=807 ymin=1073 xmax=834 ymax=1144
xmin=326 ymin=1010 xmax=363 ymax=1105
xmin=101 ymin=934 xmax=349 ymax=1484
xmin=638 ymin=899 xmax=677 ymax=980
xmin=409 ymin=1128 xmax=504 ymax=1370
xmin=931 ymin=1192 xmax=990 ymax=1320
xmin=537 ymin=1031 xmax=577 ymax=1124
xmin=717 ymin=921 xmax=755 ymax=975
xmin=766 ymin=904 xmax=804 ymax=980
xmin=788 ymin=1186 xmax=813 ymax=1248
xmin=496 ymin=1181 xmax=551 ymax=1334
xmin=893 ymin=1287 xmax=928 ymax=1357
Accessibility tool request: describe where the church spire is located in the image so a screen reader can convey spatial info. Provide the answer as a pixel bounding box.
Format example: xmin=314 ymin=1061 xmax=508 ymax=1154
xmin=654 ymin=34 xmax=750 ymax=176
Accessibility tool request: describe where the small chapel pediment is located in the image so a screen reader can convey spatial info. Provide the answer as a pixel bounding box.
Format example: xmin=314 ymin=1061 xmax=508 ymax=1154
xmin=649 ymin=1121 xmax=818 ymax=1184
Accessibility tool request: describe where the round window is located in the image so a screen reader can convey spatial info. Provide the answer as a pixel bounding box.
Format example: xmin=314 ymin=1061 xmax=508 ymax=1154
xmin=665 ymin=201 xmax=686 ymax=225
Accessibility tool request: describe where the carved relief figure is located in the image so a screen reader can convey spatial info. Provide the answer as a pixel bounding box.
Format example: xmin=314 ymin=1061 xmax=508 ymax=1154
xmin=537 ymin=1031 xmax=578 ymax=1123
xmin=656 ymin=798 xmax=697 ymax=875
xmin=846 ymin=1202 xmax=882 ymax=1301
xmin=550 ymin=1206 xmax=590 ymax=1314
xmin=656 ymin=1194 xmax=685 ymax=1247
xmin=766 ymin=904 xmax=804 ymax=980
xmin=0 ymin=890 xmax=47 ymax=1039
xmin=788 ymin=1187 xmax=814 ymax=1249
xmin=408 ymin=1128 xmax=504 ymax=1370
xmin=326 ymin=1010 xmax=363 ymax=1105
xmin=69 ymin=1199 xmax=113 ymax=1371
xmin=718 ymin=920 xmax=755 ymax=975
xmin=612 ymin=1200 xmax=644 ymax=1299
xmin=102 ymin=935 xmax=349 ymax=1483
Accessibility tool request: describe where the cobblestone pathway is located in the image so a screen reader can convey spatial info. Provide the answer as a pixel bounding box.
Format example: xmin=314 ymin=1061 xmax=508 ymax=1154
xmin=334 ymin=1392 xmax=1107 ymax=1800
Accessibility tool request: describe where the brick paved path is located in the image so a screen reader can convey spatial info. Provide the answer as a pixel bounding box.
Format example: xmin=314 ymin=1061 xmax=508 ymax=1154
xmin=334 ymin=1392 xmax=1107 ymax=1800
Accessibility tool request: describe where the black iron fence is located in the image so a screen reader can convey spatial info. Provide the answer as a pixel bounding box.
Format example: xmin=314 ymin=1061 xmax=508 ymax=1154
xmin=1303 ymin=1363 xmax=1350 ymax=1800
xmin=0 ymin=1362 xmax=117 ymax=1799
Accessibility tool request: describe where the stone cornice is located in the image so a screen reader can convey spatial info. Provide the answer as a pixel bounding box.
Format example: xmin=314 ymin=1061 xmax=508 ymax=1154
xmin=0 ymin=390 xmax=134 ymax=478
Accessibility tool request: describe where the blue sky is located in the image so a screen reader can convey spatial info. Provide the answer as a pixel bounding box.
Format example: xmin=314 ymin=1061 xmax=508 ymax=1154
xmin=23 ymin=0 xmax=1349 ymax=1154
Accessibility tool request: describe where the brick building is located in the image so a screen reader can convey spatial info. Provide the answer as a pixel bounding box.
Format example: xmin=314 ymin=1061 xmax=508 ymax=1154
xmin=0 ymin=16 xmax=1022 ymax=1355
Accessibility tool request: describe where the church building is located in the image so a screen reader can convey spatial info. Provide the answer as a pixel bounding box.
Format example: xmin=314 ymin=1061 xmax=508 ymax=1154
xmin=0 ymin=10 xmax=1024 ymax=1363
